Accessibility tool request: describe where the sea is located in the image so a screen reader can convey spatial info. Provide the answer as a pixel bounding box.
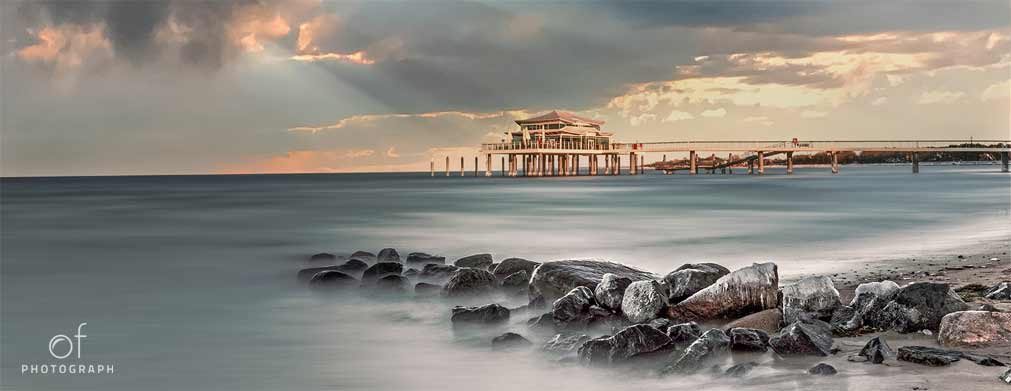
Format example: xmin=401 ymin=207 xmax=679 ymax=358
xmin=2 ymin=165 xmax=1009 ymax=390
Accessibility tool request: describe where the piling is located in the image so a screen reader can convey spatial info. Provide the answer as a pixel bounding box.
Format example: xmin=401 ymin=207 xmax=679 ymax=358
xmin=786 ymin=152 xmax=794 ymax=175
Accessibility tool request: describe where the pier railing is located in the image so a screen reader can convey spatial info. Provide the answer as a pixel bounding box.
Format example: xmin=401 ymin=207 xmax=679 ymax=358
xmin=480 ymin=140 xmax=1010 ymax=153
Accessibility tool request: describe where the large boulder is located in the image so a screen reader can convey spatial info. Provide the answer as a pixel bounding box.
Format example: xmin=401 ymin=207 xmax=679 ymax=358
xmin=858 ymin=336 xmax=893 ymax=364
xmin=937 ymin=310 xmax=1011 ymax=348
xmin=451 ymin=304 xmax=510 ymax=325
xmin=374 ymin=275 xmax=410 ymax=293
xmin=443 ymin=268 xmax=498 ymax=297
xmin=839 ymin=281 xmax=901 ymax=331
xmin=723 ymin=308 xmax=783 ymax=334
xmin=662 ymin=329 xmax=731 ymax=374
xmin=377 ymin=248 xmax=401 ymax=263
xmin=666 ymin=322 xmax=703 ymax=345
xmin=607 ymin=324 xmax=674 ymax=363
xmin=781 ymin=276 xmax=841 ymax=324
xmin=542 ymin=334 xmax=590 ymax=356
xmin=769 ymin=319 xmax=833 ymax=356
xmin=897 ymin=346 xmax=962 ymax=366
xmin=528 ymin=260 xmax=657 ymax=304
xmin=298 ymin=266 xmax=339 ymax=282
xmin=577 ymin=336 xmax=615 ymax=367
xmin=552 ymin=286 xmax=596 ymax=329
xmin=870 ymin=282 xmax=969 ymax=333
xmin=308 ymin=270 xmax=359 ymax=289
xmin=406 ymin=252 xmax=445 ymax=266
xmin=621 ymin=280 xmax=670 ymax=324
xmin=663 ymin=263 xmax=730 ymax=304
xmin=350 ymin=250 xmax=376 ymax=262
xmin=493 ymin=258 xmax=541 ymax=280
xmin=728 ymin=327 xmax=770 ymax=352
xmin=491 ymin=332 xmax=532 ymax=351
xmin=455 ymin=253 xmax=494 ymax=269
xmin=985 ymin=282 xmax=1011 ymax=300
xmin=501 ymin=270 xmax=530 ymax=296
xmin=362 ymin=262 xmax=403 ymax=283
xmin=336 ymin=259 xmax=369 ymax=275
xmin=594 ymin=273 xmax=633 ymax=311
xmin=667 ymin=263 xmax=779 ymax=322
xmin=419 ymin=264 xmax=459 ymax=283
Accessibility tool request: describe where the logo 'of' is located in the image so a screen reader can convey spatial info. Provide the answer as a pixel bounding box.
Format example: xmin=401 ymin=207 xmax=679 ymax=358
xmin=48 ymin=323 xmax=87 ymax=359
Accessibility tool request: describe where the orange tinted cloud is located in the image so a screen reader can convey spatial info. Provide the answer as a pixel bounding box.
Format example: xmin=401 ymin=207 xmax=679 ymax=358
xmin=17 ymin=24 xmax=112 ymax=68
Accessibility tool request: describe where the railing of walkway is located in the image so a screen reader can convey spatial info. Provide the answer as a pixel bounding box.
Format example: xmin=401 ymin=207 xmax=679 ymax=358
xmin=480 ymin=140 xmax=1010 ymax=152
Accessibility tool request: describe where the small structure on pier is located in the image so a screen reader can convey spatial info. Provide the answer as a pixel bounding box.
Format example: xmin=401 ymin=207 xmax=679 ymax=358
xmin=509 ymin=111 xmax=613 ymax=150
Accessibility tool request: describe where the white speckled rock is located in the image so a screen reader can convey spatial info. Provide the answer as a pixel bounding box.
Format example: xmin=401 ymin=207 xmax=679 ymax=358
xmin=849 ymin=281 xmax=900 ymax=307
xmin=594 ymin=273 xmax=633 ymax=311
xmin=621 ymin=280 xmax=669 ymax=324
xmin=781 ymin=276 xmax=841 ymax=324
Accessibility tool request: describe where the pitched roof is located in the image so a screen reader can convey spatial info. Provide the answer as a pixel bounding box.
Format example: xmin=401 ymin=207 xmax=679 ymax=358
xmin=515 ymin=110 xmax=605 ymax=126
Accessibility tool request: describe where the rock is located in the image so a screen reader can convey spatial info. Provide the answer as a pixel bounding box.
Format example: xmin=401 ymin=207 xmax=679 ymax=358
xmin=724 ymin=362 xmax=758 ymax=378
xmin=664 ymin=263 xmax=730 ymax=304
xmin=858 ymin=336 xmax=893 ymax=364
xmin=829 ymin=305 xmax=856 ymax=328
xmin=374 ymin=275 xmax=410 ymax=293
xmin=594 ymin=273 xmax=633 ymax=311
xmin=1001 ymin=367 xmax=1011 ymax=384
xmin=419 ymin=264 xmax=459 ymax=283
xmin=443 ymin=268 xmax=498 ymax=298
xmin=414 ymin=282 xmax=441 ymax=296
xmin=377 ymin=248 xmax=400 ymax=263
xmin=542 ymin=334 xmax=590 ymax=355
xmin=937 ymin=310 xmax=1011 ymax=348
xmin=851 ymin=280 xmax=901 ymax=306
xmin=728 ymin=327 xmax=770 ymax=352
xmin=493 ymin=258 xmax=541 ymax=280
xmin=350 ymin=250 xmax=376 ymax=262
xmin=978 ymin=303 xmax=1000 ymax=312
xmin=406 ymin=252 xmax=445 ymax=266
xmin=552 ymin=286 xmax=596 ymax=329
xmin=722 ymin=308 xmax=783 ymax=334
xmin=663 ymin=329 xmax=731 ymax=374
xmin=871 ymin=282 xmax=969 ymax=333
xmin=309 ymin=252 xmax=336 ymax=262
xmin=666 ymin=322 xmax=703 ymax=344
xmin=897 ymin=346 xmax=961 ymax=366
xmin=608 ymin=324 xmax=674 ymax=363
xmin=487 ymin=263 xmax=498 ymax=271
xmin=337 ymin=259 xmax=369 ymax=274
xmin=298 ymin=266 xmax=339 ymax=282
xmin=769 ymin=319 xmax=834 ymax=356
xmin=577 ymin=336 xmax=615 ymax=367
xmin=308 ymin=270 xmax=359 ymax=289
xmin=622 ymin=280 xmax=670 ymax=323
xmin=528 ymin=260 xmax=657 ymax=304
xmin=667 ymin=263 xmax=779 ymax=322
xmin=985 ymin=282 xmax=1011 ymax=300
xmin=491 ymin=332 xmax=532 ymax=351
xmin=451 ymin=304 xmax=510 ymax=325
xmin=455 ymin=253 xmax=494 ymax=269
xmin=781 ymin=276 xmax=841 ymax=324
xmin=841 ymin=281 xmax=901 ymax=331
xmin=527 ymin=313 xmax=555 ymax=332
xmin=502 ymin=270 xmax=530 ymax=295
xmin=961 ymin=353 xmax=1006 ymax=367
xmin=404 ymin=269 xmax=418 ymax=278
xmin=361 ymin=262 xmax=403 ymax=283
xmin=808 ymin=363 xmax=837 ymax=375
xmin=648 ymin=318 xmax=672 ymax=331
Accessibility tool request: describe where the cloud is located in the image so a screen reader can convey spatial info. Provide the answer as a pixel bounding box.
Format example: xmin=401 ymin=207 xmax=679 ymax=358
xmin=288 ymin=110 xmax=522 ymax=133
xmin=17 ymin=24 xmax=112 ymax=68
xmin=700 ymin=107 xmax=727 ymax=118
xmin=800 ymin=110 xmax=828 ymax=118
xmin=917 ymin=90 xmax=966 ymax=104
xmin=386 ymin=146 xmax=400 ymax=158
xmin=871 ymin=97 xmax=889 ymax=106
xmin=981 ymin=80 xmax=1010 ymax=101
xmin=743 ymin=116 xmax=773 ymax=126
xmin=663 ymin=110 xmax=694 ymax=122
xmin=345 ymin=149 xmax=375 ymax=158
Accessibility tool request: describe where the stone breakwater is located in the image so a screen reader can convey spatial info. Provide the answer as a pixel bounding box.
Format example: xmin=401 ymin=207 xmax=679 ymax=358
xmin=297 ymin=249 xmax=1011 ymax=385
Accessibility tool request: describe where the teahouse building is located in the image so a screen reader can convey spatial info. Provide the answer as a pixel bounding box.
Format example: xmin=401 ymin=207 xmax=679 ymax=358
xmin=508 ymin=111 xmax=613 ymax=150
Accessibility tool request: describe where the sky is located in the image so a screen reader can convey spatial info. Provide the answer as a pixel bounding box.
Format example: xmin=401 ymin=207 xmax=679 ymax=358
xmin=2 ymin=0 xmax=1010 ymax=176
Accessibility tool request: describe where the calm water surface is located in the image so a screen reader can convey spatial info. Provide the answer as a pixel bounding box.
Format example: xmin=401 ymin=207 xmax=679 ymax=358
xmin=2 ymin=166 xmax=1009 ymax=390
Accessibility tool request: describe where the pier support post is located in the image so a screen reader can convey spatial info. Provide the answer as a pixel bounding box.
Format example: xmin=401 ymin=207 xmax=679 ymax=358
xmin=446 ymin=156 xmax=450 ymax=177
xmin=485 ymin=154 xmax=492 ymax=176
xmin=1002 ymin=152 xmax=1009 ymax=173
xmin=689 ymin=151 xmax=697 ymax=176
xmin=640 ymin=155 xmax=644 ymax=175
xmin=728 ymin=153 xmax=733 ymax=174
xmin=501 ymin=156 xmax=505 ymax=176
xmin=431 ymin=159 xmax=434 ymax=177
xmin=786 ymin=152 xmax=794 ymax=175
xmin=629 ymin=153 xmax=636 ymax=175
xmin=831 ymin=152 xmax=839 ymax=174
xmin=460 ymin=157 xmax=465 ymax=176
xmin=474 ymin=156 xmax=479 ymax=177
xmin=912 ymin=152 xmax=919 ymax=174
xmin=748 ymin=160 xmax=754 ymax=175
xmin=757 ymin=151 xmax=765 ymax=175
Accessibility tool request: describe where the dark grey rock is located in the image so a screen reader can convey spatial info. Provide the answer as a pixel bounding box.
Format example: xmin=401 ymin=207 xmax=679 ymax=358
xmin=858 ymin=336 xmax=893 ymax=364
xmin=362 ymin=262 xmax=403 ymax=283
xmin=403 ymin=268 xmax=419 ymax=278
xmin=542 ymin=334 xmax=590 ymax=355
xmin=552 ymin=286 xmax=596 ymax=329
xmin=621 ymin=280 xmax=669 ymax=324
xmin=666 ymin=322 xmax=703 ymax=344
xmin=724 ymin=362 xmax=758 ymax=378
xmin=451 ymin=304 xmax=510 ymax=325
xmin=455 ymin=253 xmax=494 ymax=269
xmin=664 ymin=263 xmax=730 ymax=304
xmin=769 ymin=320 xmax=834 ymax=356
xmin=527 ymin=313 xmax=555 ymax=332
xmin=502 ymin=270 xmax=530 ymax=296
xmin=493 ymin=258 xmax=541 ymax=280
xmin=808 ymin=363 xmax=837 ymax=375
xmin=298 ymin=266 xmax=339 ymax=282
xmin=781 ymin=276 xmax=842 ymax=324
xmin=594 ymin=273 xmax=633 ymax=311
xmin=419 ymin=264 xmax=459 ymax=283
xmin=528 ymin=260 xmax=657 ymax=304
xmin=374 ymin=275 xmax=410 ymax=293
xmin=897 ymin=346 xmax=961 ymax=366
xmin=729 ymin=327 xmax=770 ymax=352
xmin=337 ymin=259 xmax=369 ymax=274
xmin=871 ymin=282 xmax=969 ymax=333
xmin=985 ymin=282 xmax=1011 ymax=300
xmin=648 ymin=318 xmax=672 ymax=331
xmin=377 ymin=248 xmax=400 ymax=263
xmin=492 ymin=332 xmax=532 ymax=351
xmin=309 ymin=252 xmax=337 ymax=262
xmin=443 ymin=268 xmax=498 ymax=297
xmin=414 ymin=282 xmax=441 ymax=296
xmin=350 ymin=251 xmax=376 ymax=262
xmin=662 ymin=329 xmax=731 ymax=374
xmin=308 ymin=270 xmax=358 ymax=289
xmin=406 ymin=252 xmax=445 ymax=266
xmin=1000 ymin=367 xmax=1011 ymax=384
xmin=607 ymin=324 xmax=674 ymax=363
xmin=577 ymin=336 xmax=614 ymax=367
xmin=961 ymin=353 xmax=1006 ymax=367
xmin=667 ymin=263 xmax=779 ymax=322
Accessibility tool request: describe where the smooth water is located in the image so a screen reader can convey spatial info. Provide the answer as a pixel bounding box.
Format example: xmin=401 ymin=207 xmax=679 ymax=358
xmin=2 ymin=166 xmax=1009 ymax=390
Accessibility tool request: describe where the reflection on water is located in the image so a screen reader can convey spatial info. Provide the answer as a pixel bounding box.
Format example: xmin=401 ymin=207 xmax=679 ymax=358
xmin=1 ymin=166 xmax=1009 ymax=390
